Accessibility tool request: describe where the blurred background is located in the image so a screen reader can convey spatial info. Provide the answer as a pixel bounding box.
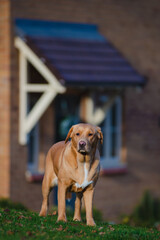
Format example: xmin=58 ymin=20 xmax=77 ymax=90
xmin=0 ymin=0 xmax=160 ymax=224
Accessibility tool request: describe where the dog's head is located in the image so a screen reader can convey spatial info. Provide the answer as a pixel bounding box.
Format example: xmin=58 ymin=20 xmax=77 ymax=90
xmin=65 ymin=123 xmax=103 ymax=155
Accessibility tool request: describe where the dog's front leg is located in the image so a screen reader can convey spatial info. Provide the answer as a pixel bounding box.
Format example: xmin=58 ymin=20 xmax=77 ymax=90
xmin=57 ymin=180 xmax=67 ymax=222
xmin=83 ymin=188 xmax=96 ymax=226
xmin=73 ymin=192 xmax=83 ymax=222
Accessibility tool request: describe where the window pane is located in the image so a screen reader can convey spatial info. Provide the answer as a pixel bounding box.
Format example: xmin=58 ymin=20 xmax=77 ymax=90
xmin=28 ymin=129 xmax=35 ymax=164
xmin=99 ymin=119 xmax=106 ymax=157
xmin=55 ymin=95 xmax=80 ymax=141
xmin=111 ymin=103 xmax=117 ymax=157
xmin=27 ymin=124 xmax=39 ymax=171
xmin=100 ymin=97 xmax=122 ymax=164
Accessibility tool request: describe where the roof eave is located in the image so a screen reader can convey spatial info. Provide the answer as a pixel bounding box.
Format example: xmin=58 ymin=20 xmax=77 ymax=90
xmin=65 ymin=78 xmax=147 ymax=89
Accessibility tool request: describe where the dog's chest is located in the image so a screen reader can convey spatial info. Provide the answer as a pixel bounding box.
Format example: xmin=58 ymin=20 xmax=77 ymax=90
xmin=84 ymin=163 xmax=88 ymax=181
xmin=77 ymin=162 xmax=89 ymax=184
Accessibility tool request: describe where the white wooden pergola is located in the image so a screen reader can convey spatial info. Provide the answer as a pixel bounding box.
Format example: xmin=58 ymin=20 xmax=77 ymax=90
xmin=15 ymin=37 xmax=66 ymax=145
xmin=15 ymin=37 xmax=118 ymax=146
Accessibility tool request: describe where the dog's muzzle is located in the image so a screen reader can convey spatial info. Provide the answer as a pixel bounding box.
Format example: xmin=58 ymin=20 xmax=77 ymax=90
xmin=78 ymin=140 xmax=87 ymax=153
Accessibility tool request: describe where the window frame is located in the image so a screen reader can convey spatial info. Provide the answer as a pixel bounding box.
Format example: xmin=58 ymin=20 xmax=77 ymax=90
xmin=27 ymin=123 xmax=39 ymax=173
xmin=100 ymin=97 xmax=125 ymax=170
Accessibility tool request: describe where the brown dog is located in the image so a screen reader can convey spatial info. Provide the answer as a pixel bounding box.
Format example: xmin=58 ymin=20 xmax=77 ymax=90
xmin=39 ymin=123 xmax=103 ymax=226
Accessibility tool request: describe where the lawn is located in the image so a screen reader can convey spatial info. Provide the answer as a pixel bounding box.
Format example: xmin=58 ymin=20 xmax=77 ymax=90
xmin=0 ymin=208 xmax=159 ymax=240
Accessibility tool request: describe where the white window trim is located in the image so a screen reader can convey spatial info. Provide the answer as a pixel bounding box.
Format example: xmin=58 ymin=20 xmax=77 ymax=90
xmin=101 ymin=97 xmax=126 ymax=170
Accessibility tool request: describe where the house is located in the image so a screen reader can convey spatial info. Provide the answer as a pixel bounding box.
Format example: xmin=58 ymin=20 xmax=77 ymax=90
xmin=0 ymin=0 xmax=160 ymax=222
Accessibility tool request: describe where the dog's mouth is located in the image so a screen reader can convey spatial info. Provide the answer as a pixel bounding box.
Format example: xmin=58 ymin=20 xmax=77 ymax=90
xmin=78 ymin=140 xmax=90 ymax=155
xmin=78 ymin=149 xmax=87 ymax=155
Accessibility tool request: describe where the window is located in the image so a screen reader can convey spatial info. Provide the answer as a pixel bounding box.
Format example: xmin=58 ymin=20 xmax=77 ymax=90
xmin=100 ymin=97 xmax=124 ymax=171
xmin=55 ymin=95 xmax=80 ymax=142
xmin=27 ymin=91 xmax=41 ymax=173
xmin=27 ymin=123 xmax=39 ymax=172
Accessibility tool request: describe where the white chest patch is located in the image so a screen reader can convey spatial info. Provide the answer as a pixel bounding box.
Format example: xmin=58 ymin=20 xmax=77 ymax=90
xmin=84 ymin=163 xmax=88 ymax=182
xmin=74 ymin=163 xmax=93 ymax=190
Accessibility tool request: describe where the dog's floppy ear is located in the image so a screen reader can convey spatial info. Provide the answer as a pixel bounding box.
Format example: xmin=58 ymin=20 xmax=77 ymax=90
xmin=65 ymin=126 xmax=74 ymax=143
xmin=96 ymin=127 xmax=103 ymax=144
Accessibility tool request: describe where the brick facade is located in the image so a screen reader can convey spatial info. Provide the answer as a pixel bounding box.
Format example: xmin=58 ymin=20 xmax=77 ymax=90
xmin=0 ymin=0 xmax=11 ymax=198
xmin=0 ymin=0 xmax=159 ymax=221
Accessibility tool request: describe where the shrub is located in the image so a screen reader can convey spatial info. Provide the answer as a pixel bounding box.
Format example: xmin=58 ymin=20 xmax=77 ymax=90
xmin=0 ymin=198 xmax=28 ymax=211
xmin=130 ymin=190 xmax=160 ymax=227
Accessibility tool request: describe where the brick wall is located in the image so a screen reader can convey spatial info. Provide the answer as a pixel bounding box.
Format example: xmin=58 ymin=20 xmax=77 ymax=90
xmin=0 ymin=0 xmax=11 ymax=198
xmin=6 ymin=0 xmax=160 ymax=220
xmin=10 ymin=47 xmax=54 ymax=210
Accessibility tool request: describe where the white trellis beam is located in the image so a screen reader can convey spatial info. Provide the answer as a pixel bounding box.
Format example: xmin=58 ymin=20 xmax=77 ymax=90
xmin=15 ymin=37 xmax=66 ymax=145
xmin=80 ymin=93 xmax=118 ymax=125
xmin=24 ymin=84 xmax=51 ymax=92
xmin=25 ymin=90 xmax=57 ymax=134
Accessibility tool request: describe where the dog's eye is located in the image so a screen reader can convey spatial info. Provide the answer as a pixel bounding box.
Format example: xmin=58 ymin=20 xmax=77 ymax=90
xmin=88 ymin=133 xmax=93 ymax=136
xmin=76 ymin=133 xmax=80 ymax=136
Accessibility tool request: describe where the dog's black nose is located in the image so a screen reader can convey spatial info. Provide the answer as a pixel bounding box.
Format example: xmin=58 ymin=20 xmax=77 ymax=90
xmin=79 ymin=140 xmax=86 ymax=148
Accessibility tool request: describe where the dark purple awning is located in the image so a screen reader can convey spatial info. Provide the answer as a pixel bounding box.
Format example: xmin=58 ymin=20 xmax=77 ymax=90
xmin=15 ymin=19 xmax=146 ymax=88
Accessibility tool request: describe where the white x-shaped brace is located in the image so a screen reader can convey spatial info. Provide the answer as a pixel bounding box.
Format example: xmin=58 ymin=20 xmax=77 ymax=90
xmin=15 ymin=37 xmax=66 ymax=145
xmin=80 ymin=93 xmax=118 ymax=126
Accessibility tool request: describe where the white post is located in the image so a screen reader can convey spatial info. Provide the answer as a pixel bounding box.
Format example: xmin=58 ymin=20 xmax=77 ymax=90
xmin=19 ymin=52 xmax=28 ymax=144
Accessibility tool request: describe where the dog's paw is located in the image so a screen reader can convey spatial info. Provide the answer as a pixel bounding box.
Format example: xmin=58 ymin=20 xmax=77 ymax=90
xmin=81 ymin=180 xmax=93 ymax=189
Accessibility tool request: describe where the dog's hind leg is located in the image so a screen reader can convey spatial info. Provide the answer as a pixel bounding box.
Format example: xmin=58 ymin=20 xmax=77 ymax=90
xmin=39 ymin=174 xmax=51 ymax=217
xmin=39 ymin=148 xmax=58 ymax=217
xmin=39 ymin=168 xmax=57 ymax=217
xmin=73 ymin=192 xmax=83 ymax=222
xmin=39 ymin=174 xmax=58 ymax=216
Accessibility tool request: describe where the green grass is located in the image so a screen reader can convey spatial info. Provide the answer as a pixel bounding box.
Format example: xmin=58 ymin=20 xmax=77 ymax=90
xmin=0 ymin=208 xmax=159 ymax=240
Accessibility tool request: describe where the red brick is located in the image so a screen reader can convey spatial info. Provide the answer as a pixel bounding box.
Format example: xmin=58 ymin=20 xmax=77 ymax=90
xmin=0 ymin=0 xmax=160 ymax=222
